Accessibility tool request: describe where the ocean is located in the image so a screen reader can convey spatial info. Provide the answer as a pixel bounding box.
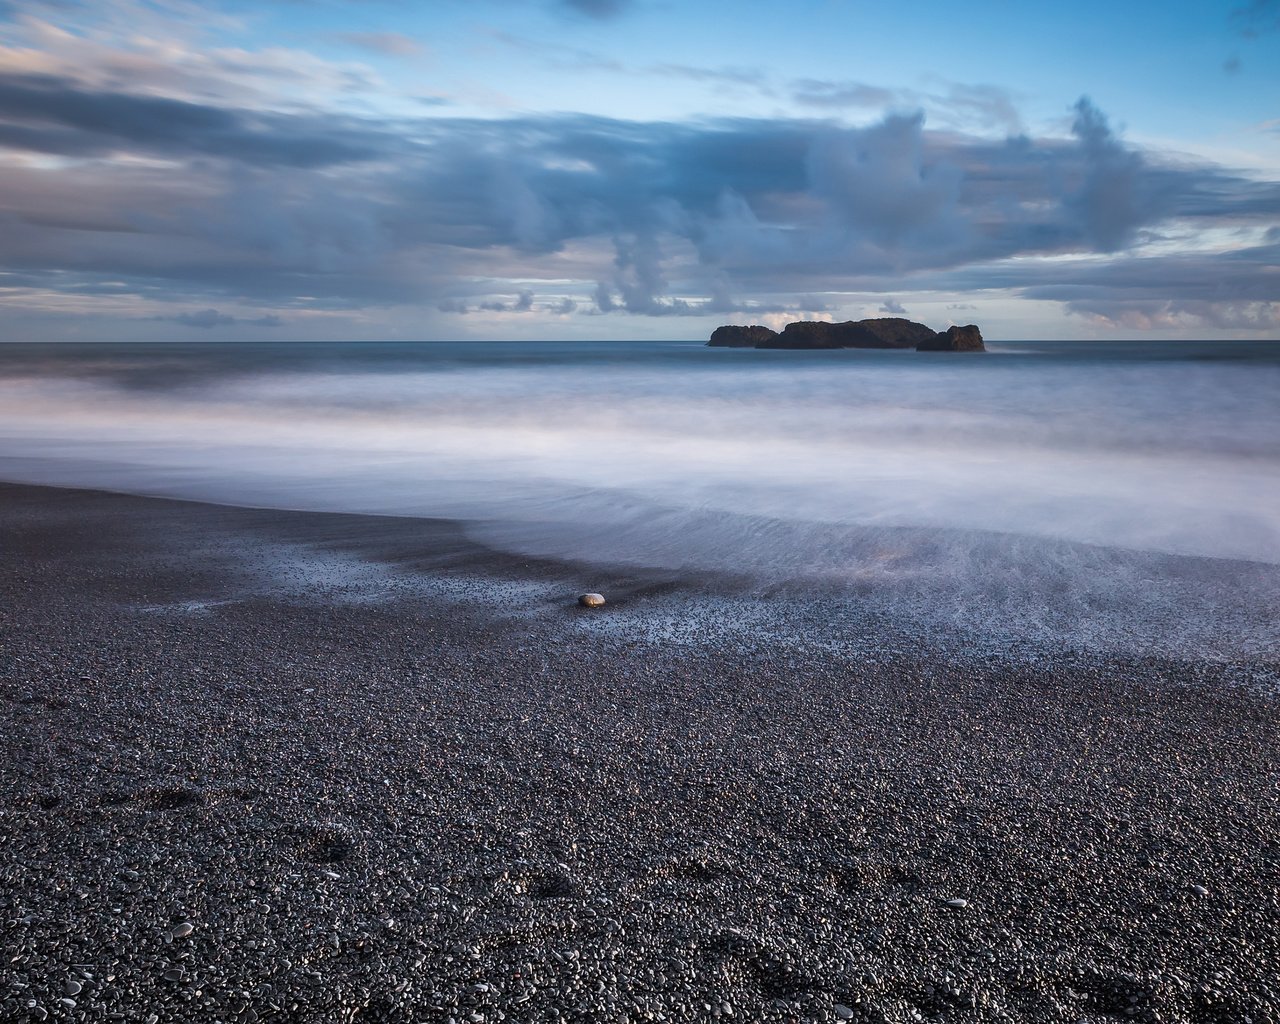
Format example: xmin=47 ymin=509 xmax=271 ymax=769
xmin=2 ymin=339 xmax=1278 ymax=658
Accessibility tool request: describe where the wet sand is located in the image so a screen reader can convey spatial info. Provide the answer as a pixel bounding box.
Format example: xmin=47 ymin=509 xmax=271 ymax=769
xmin=1 ymin=482 xmax=1277 ymax=1023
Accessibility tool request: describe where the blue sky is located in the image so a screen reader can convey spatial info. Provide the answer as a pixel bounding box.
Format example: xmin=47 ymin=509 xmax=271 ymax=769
xmin=0 ymin=0 xmax=1277 ymax=340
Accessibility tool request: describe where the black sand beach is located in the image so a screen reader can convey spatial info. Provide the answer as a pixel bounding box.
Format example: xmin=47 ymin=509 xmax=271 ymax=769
xmin=1 ymin=482 xmax=1277 ymax=1023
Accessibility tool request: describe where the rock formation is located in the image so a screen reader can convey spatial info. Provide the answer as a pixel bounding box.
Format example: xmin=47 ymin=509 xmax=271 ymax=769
xmin=707 ymin=317 xmax=985 ymax=352
xmin=917 ymin=325 xmax=985 ymax=352
xmin=707 ymin=325 xmax=779 ymax=347
xmin=761 ymin=318 xmax=937 ymax=349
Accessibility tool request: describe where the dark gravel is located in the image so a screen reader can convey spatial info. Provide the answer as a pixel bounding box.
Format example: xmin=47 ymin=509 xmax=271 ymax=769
xmin=1 ymin=482 xmax=1277 ymax=1024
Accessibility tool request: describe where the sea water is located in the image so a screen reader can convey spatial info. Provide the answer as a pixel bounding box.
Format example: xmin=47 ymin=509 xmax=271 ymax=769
xmin=1 ymin=340 xmax=1277 ymax=658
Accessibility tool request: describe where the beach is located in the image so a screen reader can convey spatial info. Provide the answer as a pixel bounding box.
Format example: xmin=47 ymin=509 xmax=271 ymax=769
xmin=5 ymin=0 xmax=1280 ymax=1016
xmin=2 ymin=480 xmax=1277 ymax=1023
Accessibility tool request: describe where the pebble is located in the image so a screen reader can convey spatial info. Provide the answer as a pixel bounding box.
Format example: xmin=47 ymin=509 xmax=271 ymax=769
xmin=578 ymin=592 xmax=606 ymax=608
xmin=170 ymin=921 xmax=195 ymax=939
xmin=944 ymin=898 xmax=969 ymax=909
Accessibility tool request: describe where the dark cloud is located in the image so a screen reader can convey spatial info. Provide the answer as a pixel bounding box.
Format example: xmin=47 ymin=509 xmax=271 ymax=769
xmin=806 ymin=112 xmax=966 ymax=251
xmin=479 ymin=289 xmax=536 ymax=312
xmin=0 ymin=73 xmax=394 ymax=167
xmin=1067 ymin=97 xmax=1163 ymax=251
xmin=158 ymin=308 xmax=283 ymax=328
xmin=879 ymin=298 xmax=906 ymax=314
xmin=173 ymin=309 xmax=236 ymax=328
xmin=2 ymin=85 xmax=1277 ymax=329
xmin=441 ymin=291 xmax=583 ymax=315
xmin=559 ymin=0 xmax=630 ymax=18
xmin=929 ymin=238 xmax=1280 ymax=331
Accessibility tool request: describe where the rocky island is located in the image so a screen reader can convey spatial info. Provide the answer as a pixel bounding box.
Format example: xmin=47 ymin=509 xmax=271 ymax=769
xmin=708 ymin=317 xmax=985 ymax=352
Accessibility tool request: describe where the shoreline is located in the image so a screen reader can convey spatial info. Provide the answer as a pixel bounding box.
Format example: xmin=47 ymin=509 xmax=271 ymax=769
xmin=1 ymin=481 xmax=1278 ymax=1023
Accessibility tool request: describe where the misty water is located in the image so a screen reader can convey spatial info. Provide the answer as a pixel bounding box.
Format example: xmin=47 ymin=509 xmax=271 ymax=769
xmin=1 ymin=339 xmax=1278 ymax=660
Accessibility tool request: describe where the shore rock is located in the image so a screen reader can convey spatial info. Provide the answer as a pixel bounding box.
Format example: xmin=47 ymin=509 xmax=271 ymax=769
xmin=918 ymin=325 xmax=985 ymax=352
xmin=708 ymin=325 xmax=779 ymax=347
xmin=578 ymin=592 xmax=606 ymax=608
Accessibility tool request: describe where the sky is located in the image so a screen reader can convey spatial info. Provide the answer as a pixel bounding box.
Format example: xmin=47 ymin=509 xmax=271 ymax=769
xmin=0 ymin=0 xmax=1277 ymax=342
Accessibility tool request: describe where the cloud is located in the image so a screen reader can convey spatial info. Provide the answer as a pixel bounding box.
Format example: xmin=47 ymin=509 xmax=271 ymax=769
xmin=649 ymin=63 xmax=764 ymax=88
xmin=479 ymin=289 xmax=536 ymax=312
xmin=172 ymin=308 xmax=235 ymax=328
xmin=806 ymin=112 xmax=966 ymax=251
xmin=791 ymin=79 xmax=898 ymax=109
xmin=790 ymin=79 xmax=1022 ymax=133
xmin=558 ymin=0 xmax=631 ymax=18
xmin=879 ymin=298 xmax=906 ymax=314
xmin=335 ymin=32 xmax=424 ymax=58
xmin=937 ymin=83 xmax=1023 ymax=135
xmin=441 ymin=291 xmax=583 ymax=315
xmin=158 ymin=308 xmax=282 ymax=328
xmin=0 ymin=72 xmax=394 ymax=166
xmin=0 ymin=12 xmax=388 ymax=111
xmin=933 ymin=237 xmax=1280 ymax=332
xmin=1231 ymin=0 xmax=1280 ymax=37
xmin=1 ymin=62 xmax=1277 ymax=334
xmin=0 ymin=2 xmax=1272 ymax=339
xmin=1064 ymin=297 xmax=1280 ymax=332
xmin=1066 ymin=96 xmax=1165 ymax=251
